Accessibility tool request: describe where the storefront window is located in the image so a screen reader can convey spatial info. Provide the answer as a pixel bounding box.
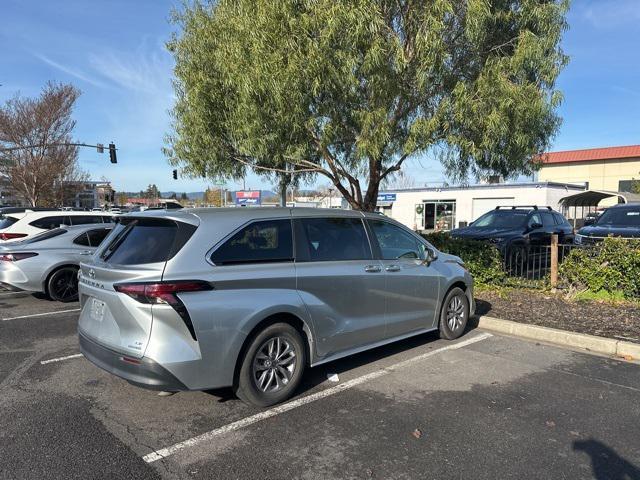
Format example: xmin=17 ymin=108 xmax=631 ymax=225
xmin=422 ymin=200 xmax=456 ymax=232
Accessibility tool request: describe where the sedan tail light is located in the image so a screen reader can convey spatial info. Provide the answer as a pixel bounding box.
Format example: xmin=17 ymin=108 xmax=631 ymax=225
xmin=0 ymin=252 xmax=38 ymax=262
xmin=113 ymin=281 xmax=212 ymax=341
xmin=0 ymin=233 xmax=28 ymax=241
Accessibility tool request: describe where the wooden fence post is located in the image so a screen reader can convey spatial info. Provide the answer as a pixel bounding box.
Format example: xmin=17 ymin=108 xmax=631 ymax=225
xmin=550 ymin=234 xmax=558 ymax=289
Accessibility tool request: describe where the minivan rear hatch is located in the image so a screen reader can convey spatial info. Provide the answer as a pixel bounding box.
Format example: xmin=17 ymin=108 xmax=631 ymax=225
xmin=78 ymin=216 xmax=197 ymax=358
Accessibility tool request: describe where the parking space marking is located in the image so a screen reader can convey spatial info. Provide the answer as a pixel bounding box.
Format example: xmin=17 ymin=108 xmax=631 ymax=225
xmin=40 ymin=353 xmax=83 ymax=365
xmin=142 ymin=332 xmax=493 ymax=463
xmin=1 ymin=308 xmax=81 ymax=321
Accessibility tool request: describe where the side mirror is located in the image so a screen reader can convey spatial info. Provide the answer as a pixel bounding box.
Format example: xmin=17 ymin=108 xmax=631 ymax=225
xmin=584 ymin=218 xmax=595 ymax=226
xmin=528 ymin=222 xmax=543 ymax=231
xmin=423 ymin=248 xmax=438 ymax=264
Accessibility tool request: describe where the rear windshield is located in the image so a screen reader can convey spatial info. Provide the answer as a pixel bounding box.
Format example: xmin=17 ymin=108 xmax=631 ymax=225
xmin=596 ymin=207 xmax=640 ymax=227
xmin=100 ymin=218 xmax=195 ymax=265
xmin=0 ymin=215 xmax=18 ymax=230
xmin=16 ymin=228 xmax=68 ymax=244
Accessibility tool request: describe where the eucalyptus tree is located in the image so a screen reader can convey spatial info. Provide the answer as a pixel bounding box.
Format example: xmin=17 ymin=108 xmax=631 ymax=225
xmin=166 ymin=0 xmax=568 ymax=211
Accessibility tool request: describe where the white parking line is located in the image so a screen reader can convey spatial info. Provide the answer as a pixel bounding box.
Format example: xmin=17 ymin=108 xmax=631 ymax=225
xmin=40 ymin=353 xmax=83 ymax=365
xmin=1 ymin=308 xmax=81 ymax=321
xmin=143 ymin=332 xmax=493 ymax=463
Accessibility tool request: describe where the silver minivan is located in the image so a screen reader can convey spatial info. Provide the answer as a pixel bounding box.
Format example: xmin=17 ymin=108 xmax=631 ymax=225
xmin=78 ymin=208 xmax=474 ymax=406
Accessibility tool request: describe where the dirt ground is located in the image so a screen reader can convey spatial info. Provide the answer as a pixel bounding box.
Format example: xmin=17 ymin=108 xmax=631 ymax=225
xmin=475 ymin=288 xmax=640 ymax=344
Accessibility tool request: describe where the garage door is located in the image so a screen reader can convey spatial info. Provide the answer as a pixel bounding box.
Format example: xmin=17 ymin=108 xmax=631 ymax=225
xmin=472 ymin=197 xmax=515 ymax=220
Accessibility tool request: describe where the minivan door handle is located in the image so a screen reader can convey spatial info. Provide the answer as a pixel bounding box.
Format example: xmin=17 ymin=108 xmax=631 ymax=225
xmin=385 ymin=265 xmax=401 ymax=272
xmin=364 ymin=265 xmax=382 ymax=273
xmin=80 ymin=251 xmax=93 ymax=256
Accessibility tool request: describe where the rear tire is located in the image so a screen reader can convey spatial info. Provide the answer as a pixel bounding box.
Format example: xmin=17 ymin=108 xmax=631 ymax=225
xmin=47 ymin=266 xmax=79 ymax=303
xmin=235 ymin=323 xmax=306 ymax=407
xmin=438 ymin=287 xmax=469 ymax=340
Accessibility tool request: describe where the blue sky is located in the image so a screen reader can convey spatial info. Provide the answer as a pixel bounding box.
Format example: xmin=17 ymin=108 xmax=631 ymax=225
xmin=2 ymin=0 xmax=639 ymax=193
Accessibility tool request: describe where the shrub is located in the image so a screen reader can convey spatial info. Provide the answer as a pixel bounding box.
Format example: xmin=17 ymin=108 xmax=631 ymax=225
xmin=559 ymin=238 xmax=640 ymax=299
xmin=422 ymin=232 xmax=505 ymax=286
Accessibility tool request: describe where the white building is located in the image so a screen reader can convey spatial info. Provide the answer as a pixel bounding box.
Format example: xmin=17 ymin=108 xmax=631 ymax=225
xmin=377 ymin=182 xmax=586 ymax=232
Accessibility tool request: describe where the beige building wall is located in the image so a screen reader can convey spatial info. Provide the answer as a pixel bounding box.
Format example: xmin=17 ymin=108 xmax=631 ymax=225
xmin=538 ymin=158 xmax=640 ymax=191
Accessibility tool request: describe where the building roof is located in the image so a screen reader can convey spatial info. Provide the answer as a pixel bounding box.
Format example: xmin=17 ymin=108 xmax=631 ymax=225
xmin=379 ymin=181 xmax=585 ymax=194
xmin=558 ymin=190 xmax=640 ymax=207
xmin=540 ymin=145 xmax=640 ymax=165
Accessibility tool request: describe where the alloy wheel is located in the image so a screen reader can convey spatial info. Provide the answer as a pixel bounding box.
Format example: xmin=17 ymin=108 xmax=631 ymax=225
xmin=446 ymin=295 xmax=465 ymax=331
xmin=252 ymin=336 xmax=297 ymax=393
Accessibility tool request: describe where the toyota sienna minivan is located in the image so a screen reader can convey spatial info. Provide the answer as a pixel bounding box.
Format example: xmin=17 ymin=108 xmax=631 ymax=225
xmin=78 ymin=208 xmax=474 ymax=406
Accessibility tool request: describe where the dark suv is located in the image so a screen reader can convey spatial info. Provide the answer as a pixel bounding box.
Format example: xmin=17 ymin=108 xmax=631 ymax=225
xmin=575 ymin=203 xmax=640 ymax=244
xmin=450 ymin=206 xmax=574 ymax=256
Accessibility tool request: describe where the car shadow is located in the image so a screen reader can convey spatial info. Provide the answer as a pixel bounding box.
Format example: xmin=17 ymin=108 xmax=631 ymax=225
xmin=573 ymin=439 xmax=640 ymax=480
xmin=204 ymin=325 xmax=481 ymax=404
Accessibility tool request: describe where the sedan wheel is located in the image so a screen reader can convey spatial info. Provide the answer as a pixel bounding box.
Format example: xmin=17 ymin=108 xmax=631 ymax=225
xmin=47 ymin=267 xmax=79 ymax=302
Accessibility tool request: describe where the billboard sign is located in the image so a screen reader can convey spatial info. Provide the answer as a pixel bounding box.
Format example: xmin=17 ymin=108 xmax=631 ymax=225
xmin=235 ymin=190 xmax=262 ymax=206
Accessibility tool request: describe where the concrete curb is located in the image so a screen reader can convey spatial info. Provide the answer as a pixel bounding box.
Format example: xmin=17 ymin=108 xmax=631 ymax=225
xmin=476 ymin=315 xmax=640 ymax=360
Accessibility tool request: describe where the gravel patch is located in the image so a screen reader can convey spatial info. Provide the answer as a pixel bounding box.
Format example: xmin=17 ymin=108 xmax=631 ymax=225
xmin=475 ymin=289 xmax=640 ymax=344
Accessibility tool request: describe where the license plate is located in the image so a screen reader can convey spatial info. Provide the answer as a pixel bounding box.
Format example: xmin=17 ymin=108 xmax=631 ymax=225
xmin=89 ymin=298 xmax=105 ymax=322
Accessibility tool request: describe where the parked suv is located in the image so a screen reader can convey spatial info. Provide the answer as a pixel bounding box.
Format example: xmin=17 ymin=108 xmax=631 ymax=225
xmin=78 ymin=208 xmax=474 ymax=406
xmin=575 ymin=203 xmax=640 ymax=244
xmin=0 ymin=210 xmax=113 ymax=242
xmin=450 ymin=206 xmax=574 ymax=257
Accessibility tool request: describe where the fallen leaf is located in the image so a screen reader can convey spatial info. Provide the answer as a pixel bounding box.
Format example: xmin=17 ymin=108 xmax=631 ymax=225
xmin=570 ymin=431 xmax=580 ymax=437
xmin=546 ymin=420 xmax=556 ymax=428
xmin=412 ymin=428 xmax=423 ymax=439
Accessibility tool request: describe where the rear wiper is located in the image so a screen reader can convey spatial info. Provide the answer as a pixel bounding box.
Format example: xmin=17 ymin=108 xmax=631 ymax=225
xmin=101 ymin=220 xmax=137 ymax=261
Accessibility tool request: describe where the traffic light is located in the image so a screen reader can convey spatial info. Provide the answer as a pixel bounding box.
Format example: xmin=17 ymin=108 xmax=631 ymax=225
xmin=172 ymin=169 xmax=178 ymax=180
xmin=109 ymin=143 xmax=117 ymax=163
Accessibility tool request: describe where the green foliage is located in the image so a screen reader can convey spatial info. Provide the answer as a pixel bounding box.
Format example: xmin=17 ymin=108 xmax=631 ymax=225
xmin=422 ymin=232 xmax=505 ymax=285
xmin=559 ymin=238 xmax=640 ymax=299
xmin=166 ymin=0 xmax=568 ymax=211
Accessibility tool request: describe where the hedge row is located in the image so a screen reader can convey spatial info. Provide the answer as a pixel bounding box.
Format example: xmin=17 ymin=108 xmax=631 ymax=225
xmin=559 ymin=238 xmax=640 ymax=299
xmin=421 ymin=232 xmax=505 ymax=286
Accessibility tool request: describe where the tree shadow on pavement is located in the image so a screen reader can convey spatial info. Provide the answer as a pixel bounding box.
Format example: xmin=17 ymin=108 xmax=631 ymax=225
xmin=573 ymin=439 xmax=640 ymax=480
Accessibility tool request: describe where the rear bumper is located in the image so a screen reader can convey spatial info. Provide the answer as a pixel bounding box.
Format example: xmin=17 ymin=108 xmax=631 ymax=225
xmin=79 ymin=332 xmax=188 ymax=391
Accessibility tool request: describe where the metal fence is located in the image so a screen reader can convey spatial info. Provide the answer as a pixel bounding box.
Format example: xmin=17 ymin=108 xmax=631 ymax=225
xmin=502 ymin=243 xmax=587 ymax=287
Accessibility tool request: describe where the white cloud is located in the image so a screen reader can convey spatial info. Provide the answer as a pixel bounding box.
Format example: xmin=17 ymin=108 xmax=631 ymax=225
xmin=33 ymin=53 xmax=109 ymax=89
xmin=583 ymin=0 xmax=640 ymax=29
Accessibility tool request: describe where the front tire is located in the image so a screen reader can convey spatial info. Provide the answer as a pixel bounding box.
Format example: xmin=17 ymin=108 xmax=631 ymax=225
xmin=438 ymin=287 xmax=469 ymax=340
xmin=235 ymin=323 xmax=306 ymax=407
xmin=47 ymin=266 xmax=79 ymax=303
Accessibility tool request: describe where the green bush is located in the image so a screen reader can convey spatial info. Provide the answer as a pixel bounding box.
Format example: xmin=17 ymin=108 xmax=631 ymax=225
xmin=559 ymin=238 xmax=640 ymax=299
xmin=421 ymin=232 xmax=505 ymax=286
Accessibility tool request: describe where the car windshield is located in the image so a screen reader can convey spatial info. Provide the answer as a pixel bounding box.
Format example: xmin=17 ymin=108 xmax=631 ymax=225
xmin=472 ymin=210 xmax=529 ymax=229
xmin=595 ymin=207 xmax=640 ymax=227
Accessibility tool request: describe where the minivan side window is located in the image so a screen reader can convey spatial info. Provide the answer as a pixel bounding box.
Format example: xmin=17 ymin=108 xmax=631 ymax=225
xmin=541 ymin=212 xmax=555 ymax=228
xmin=210 ymin=219 xmax=293 ymax=265
xmin=30 ymin=216 xmax=71 ymax=230
xmin=368 ymin=220 xmax=426 ymax=260
xmin=295 ymin=217 xmax=372 ymax=262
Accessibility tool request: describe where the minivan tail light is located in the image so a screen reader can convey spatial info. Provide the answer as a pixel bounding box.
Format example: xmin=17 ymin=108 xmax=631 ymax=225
xmin=113 ymin=281 xmax=212 ymax=341
xmin=0 ymin=233 xmax=28 ymax=241
xmin=0 ymin=252 xmax=38 ymax=262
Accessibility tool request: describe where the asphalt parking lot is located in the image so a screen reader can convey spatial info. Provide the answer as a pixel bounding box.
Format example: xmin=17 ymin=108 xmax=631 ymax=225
xmin=1 ymin=290 xmax=639 ymax=480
